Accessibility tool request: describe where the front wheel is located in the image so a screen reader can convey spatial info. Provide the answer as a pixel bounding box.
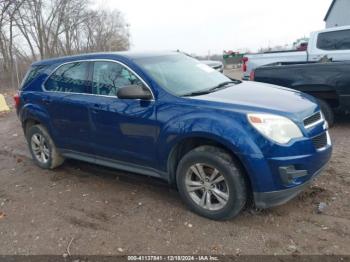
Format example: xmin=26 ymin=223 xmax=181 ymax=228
xmin=176 ymin=146 xmax=247 ymax=220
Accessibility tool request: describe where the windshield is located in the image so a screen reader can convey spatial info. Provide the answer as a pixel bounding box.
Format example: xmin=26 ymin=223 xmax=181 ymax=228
xmin=135 ymin=54 xmax=234 ymax=96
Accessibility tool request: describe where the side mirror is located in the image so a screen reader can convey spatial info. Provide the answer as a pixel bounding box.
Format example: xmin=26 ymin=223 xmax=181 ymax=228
xmin=117 ymin=85 xmax=153 ymax=100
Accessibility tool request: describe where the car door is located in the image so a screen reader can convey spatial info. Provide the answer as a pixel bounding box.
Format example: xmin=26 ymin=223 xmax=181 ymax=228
xmin=89 ymin=61 xmax=159 ymax=168
xmin=310 ymin=29 xmax=350 ymax=61
xmin=43 ymin=61 xmax=94 ymax=153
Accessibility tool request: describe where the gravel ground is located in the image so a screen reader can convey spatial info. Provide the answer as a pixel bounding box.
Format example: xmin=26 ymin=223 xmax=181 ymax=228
xmin=0 ymin=73 xmax=349 ymax=255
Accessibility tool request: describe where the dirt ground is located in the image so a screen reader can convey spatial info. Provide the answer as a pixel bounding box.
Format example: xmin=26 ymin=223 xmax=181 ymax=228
xmin=0 ymin=71 xmax=349 ymax=255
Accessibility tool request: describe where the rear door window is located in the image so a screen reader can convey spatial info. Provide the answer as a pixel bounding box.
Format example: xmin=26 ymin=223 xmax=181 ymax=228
xmin=317 ymin=29 xmax=350 ymax=50
xmin=44 ymin=62 xmax=90 ymax=93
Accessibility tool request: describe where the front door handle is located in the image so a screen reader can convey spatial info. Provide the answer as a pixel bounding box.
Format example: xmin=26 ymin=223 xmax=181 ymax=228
xmin=91 ymin=104 xmax=101 ymax=113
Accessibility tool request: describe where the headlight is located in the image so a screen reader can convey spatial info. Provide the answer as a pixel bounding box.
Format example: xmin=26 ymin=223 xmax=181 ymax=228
xmin=247 ymin=113 xmax=303 ymax=144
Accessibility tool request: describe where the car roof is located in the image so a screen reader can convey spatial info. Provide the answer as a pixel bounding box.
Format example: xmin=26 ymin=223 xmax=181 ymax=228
xmin=31 ymin=51 xmax=178 ymax=66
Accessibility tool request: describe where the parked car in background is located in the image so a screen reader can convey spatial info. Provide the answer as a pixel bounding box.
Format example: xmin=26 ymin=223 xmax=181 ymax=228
xmin=200 ymin=59 xmax=224 ymax=73
xmin=251 ymin=61 xmax=350 ymax=126
xmin=242 ymin=25 xmax=350 ymax=80
xmin=15 ymin=52 xmax=331 ymax=220
xmin=178 ymin=50 xmax=224 ymax=73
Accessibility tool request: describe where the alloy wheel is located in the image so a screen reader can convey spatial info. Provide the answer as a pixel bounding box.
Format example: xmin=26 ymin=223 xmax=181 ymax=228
xmin=31 ymin=133 xmax=50 ymax=164
xmin=185 ymin=163 xmax=229 ymax=211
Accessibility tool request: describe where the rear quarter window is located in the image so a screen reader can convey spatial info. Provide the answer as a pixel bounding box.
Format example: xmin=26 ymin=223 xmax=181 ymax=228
xmin=317 ymin=29 xmax=350 ymax=50
xmin=20 ymin=65 xmax=46 ymax=90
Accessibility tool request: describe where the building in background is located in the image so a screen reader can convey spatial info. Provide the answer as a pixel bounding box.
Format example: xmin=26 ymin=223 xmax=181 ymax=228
xmin=324 ymin=0 xmax=350 ymax=28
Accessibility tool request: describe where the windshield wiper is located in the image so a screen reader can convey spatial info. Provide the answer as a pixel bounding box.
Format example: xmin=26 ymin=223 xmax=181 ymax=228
xmin=207 ymin=81 xmax=239 ymax=92
xmin=182 ymin=81 xmax=239 ymax=97
xmin=182 ymin=90 xmax=213 ymax=97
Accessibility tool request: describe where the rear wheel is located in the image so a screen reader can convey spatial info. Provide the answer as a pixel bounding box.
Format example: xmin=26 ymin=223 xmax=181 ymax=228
xmin=317 ymin=99 xmax=334 ymax=127
xmin=27 ymin=125 xmax=64 ymax=169
xmin=176 ymin=146 xmax=247 ymax=220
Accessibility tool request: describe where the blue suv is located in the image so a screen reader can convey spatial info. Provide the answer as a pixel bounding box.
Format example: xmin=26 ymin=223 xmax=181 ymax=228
xmin=15 ymin=52 xmax=332 ymax=220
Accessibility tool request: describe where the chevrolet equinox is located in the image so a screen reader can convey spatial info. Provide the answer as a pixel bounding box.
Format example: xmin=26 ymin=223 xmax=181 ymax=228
xmin=15 ymin=52 xmax=332 ymax=220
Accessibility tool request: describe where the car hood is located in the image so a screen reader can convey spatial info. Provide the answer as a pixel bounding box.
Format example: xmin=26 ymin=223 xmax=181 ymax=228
xmin=191 ymin=81 xmax=318 ymax=120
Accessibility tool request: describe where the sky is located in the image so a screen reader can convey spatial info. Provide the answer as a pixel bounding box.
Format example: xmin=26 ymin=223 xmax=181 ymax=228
xmin=94 ymin=0 xmax=333 ymax=56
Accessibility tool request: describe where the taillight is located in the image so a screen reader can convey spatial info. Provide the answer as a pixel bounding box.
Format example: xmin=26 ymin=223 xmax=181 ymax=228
xmin=242 ymin=57 xmax=248 ymax=72
xmin=250 ymin=70 xmax=255 ymax=81
xmin=13 ymin=92 xmax=20 ymax=109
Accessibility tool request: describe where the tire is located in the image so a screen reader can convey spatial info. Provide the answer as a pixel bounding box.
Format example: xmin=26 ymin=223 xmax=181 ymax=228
xmin=176 ymin=146 xmax=247 ymax=220
xmin=26 ymin=124 xmax=64 ymax=169
xmin=317 ymin=99 xmax=334 ymax=127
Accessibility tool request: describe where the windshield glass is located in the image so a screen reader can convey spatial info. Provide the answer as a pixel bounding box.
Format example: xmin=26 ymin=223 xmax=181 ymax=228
xmin=135 ymin=54 xmax=234 ymax=96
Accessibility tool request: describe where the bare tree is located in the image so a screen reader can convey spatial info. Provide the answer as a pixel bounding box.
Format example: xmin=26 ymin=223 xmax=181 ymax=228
xmin=0 ymin=0 xmax=25 ymax=87
xmin=14 ymin=0 xmax=130 ymax=59
xmin=82 ymin=9 xmax=130 ymax=52
xmin=0 ymin=0 xmax=130 ymax=88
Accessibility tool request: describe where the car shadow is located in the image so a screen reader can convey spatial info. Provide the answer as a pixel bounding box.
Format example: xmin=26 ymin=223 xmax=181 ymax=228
xmin=51 ymin=158 xmax=272 ymax=224
xmin=334 ymin=114 xmax=350 ymax=126
xmin=49 ymin=156 xmax=328 ymax=224
xmin=63 ymin=158 xmax=171 ymax=188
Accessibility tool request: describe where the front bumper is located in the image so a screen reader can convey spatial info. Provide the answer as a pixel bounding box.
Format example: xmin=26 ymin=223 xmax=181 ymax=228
xmin=242 ymin=124 xmax=332 ymax=209
xmin=254 ymin=164 xmax=327 ymax=209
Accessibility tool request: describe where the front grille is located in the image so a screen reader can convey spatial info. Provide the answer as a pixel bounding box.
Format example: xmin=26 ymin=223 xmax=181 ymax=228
xmin=304 ymin=112 xmax=322 ymax=127
xmin=312 ymin=132 xmax=328 ymax=150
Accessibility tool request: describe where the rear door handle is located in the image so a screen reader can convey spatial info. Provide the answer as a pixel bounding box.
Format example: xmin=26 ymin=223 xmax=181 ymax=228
xmin=42 ymin=98 xmax=52 ymax=105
